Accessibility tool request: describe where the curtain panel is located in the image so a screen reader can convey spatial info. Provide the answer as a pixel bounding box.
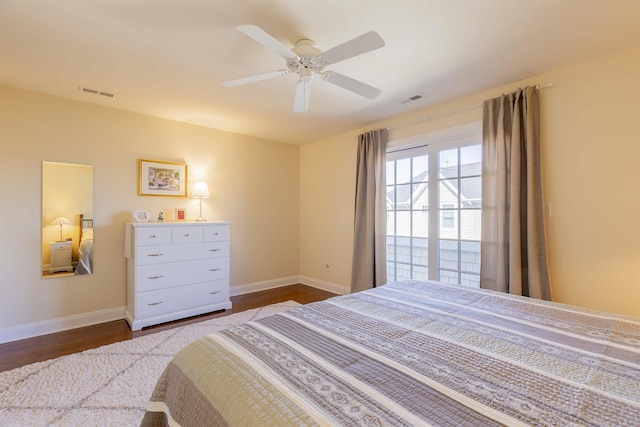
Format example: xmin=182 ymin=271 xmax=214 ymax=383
xmin=351 ymin=128 xmax=388 ymax=292
xmin=481 ymin=86 xmax=551 ymax=300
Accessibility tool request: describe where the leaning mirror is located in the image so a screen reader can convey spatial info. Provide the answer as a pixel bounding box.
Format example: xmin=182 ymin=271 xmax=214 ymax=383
xmin=42 ymin=161 xmax=94 ymax=278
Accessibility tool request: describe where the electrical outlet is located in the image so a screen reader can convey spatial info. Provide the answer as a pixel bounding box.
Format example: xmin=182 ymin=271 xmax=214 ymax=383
xmin=325 ymin=263 xmax=331 ymax=272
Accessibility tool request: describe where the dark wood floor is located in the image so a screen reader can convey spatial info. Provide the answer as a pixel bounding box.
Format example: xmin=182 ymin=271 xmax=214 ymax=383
xmin=0 ymin=284 xmax=336 ymax=372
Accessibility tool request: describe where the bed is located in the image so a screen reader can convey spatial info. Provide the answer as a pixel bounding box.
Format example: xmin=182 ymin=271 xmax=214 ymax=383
xmin=74 ymin=213 xmax=94 ymax=275
xmin=141 ymin=279 xmax=640 ymax=426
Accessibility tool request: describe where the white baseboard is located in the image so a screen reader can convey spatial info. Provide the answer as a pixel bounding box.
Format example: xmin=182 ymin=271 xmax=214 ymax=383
xmin=298 ymin=276 xmax=349 ymax=295
xmin=1 ymin=276 xmax=348 ymax=344
xmin=0 ymin=306 xmax=126 ymax=344
xmin=230 ymin=276 xmax=348 ymax=297
xmin=230 ymin=276 xmax=301 ymax=296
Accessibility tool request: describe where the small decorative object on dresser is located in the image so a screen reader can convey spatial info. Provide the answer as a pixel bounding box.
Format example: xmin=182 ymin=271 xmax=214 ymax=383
xmin=132 ymin=210 xmax=150 ymax=222
xmin=124 ymin=221 xmax=232 ymax=330
xmin=175 ymin=208 xmax=186 ymax=222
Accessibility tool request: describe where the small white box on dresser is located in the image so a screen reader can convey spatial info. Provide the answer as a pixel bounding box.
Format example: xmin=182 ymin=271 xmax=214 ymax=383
xmin=124 ymin=221 xmax=232 ymax=331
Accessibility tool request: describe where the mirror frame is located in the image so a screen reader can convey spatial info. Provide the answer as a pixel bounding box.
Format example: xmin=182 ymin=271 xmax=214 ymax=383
xmin=42 ymin=161 xmax=94 ymax=278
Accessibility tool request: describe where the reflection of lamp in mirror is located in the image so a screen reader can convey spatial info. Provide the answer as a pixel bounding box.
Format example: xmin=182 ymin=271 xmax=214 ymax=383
xmin=192 ymin=181 xmax=210 ymax=222
xmin=51 ymin=216 xmax=72 ymax=242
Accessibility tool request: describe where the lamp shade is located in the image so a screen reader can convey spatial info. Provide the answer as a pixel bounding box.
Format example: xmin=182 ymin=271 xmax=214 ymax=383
xmin=192 ymin=181 xmax=210 ymax=198
xmin=51 ymin=216 xmax=72 ymax=226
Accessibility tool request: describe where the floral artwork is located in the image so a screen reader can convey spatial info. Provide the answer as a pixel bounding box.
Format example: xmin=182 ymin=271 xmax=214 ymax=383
xmin=139 ymin=160 xmax=187 ymax=197
xmin=148 ymin=167 xmax=180 ymax=191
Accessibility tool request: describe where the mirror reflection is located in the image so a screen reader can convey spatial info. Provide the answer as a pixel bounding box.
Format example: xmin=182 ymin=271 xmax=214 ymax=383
xmin=42 ymin=161 xmax=94 ymax=278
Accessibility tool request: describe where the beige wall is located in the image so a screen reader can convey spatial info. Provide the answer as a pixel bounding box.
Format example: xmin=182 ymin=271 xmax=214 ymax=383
xmin=0 ymin=86 xmax=300 ymax=335
xmin=1 ymin=46 xmax=638 ymax=342
xmin=300 ymin=46 xmax=640 ymax=318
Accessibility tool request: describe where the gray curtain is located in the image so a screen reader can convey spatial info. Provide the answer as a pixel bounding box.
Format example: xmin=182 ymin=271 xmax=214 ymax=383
xmin=481 ymin=86 xmax=551 ymax=300
xmin=351 ymin=128 xmax=388 ymax=292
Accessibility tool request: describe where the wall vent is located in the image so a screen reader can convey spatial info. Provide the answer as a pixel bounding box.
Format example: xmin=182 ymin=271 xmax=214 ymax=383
xmin=395 ymin=93 xmax=425 ymax=105
xmin=79 ymin=86 xmax=116 ymax=98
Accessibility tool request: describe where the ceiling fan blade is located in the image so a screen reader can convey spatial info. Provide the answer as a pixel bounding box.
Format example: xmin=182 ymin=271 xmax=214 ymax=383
xmin=293 ymin=75 xmax=312 ymax=113
xmin=320 ymin=31 xmax=385 ymax=65
xmin=237 ymin=25 xmax=298 ymax=60
xmin=322 ymin=72 xmax=381 ymax=99
xmin=223 ymin=70 xmax=289 ymax=87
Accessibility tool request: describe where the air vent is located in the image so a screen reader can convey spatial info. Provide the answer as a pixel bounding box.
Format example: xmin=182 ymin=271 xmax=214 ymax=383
xmin=395 ymin=93 xmax=425 ymax=105
xmin=79 ymin=86 xmax=116 ymax=98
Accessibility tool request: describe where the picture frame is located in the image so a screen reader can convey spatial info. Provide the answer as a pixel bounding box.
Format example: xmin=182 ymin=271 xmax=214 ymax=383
xmin=139 ymin=159 xmax=187 ymax=197
xmin=175 ymin=208 xmax=186 ymax=222
xmin=132 ymin=210 xmax=150 ymax=223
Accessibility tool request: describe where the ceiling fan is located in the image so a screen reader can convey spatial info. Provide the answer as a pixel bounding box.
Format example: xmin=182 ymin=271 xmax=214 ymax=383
xmin=223 ymin=25 xmax=385 ymax=113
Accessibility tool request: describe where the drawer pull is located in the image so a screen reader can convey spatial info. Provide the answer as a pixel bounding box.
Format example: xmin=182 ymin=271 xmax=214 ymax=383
xmin=148 ymin=301 xmax=163 ymax=306
xmin=148 ymin=253 xmax=164 ymax=257
xmin=208 ymin=268 xmax=221 ymax=272
xmin=148 ymin=275 xmax=164 ymax=280
xmin=208 ymin=291 xmax=220 ymax=295
xmin=148 ymin=235 xmax=156 ymax=238
xmin=213 ymin=232 xmax=219 ymax=235
xmin=184 ymin=233 xmax=190 ymax=237
xmin=209 ymin=249 xmax=221 ymax=252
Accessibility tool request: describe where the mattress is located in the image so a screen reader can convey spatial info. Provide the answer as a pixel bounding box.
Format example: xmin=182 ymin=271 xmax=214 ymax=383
xmin=141 ymin=280 xmax=640 ymax=426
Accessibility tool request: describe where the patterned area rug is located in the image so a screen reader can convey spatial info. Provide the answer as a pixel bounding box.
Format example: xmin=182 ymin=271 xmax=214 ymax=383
xmin=0 ymin=301 xmax=300 ymax=426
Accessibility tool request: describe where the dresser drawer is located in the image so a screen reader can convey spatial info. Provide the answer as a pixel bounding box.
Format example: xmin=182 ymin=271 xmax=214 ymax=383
xmin=136 ymin=257 xmax=229 ymax=292
xmin=203 ymin=241 xmax=229 ymax=258
xmin=50 ymin=242 xmax=71 ymax=251
xmin=172 ymin=226 xmax=203 ymax=244
xmin=203 ymin=225 xmax=230 ymax=242
xmin=136 ymin=280 xmax=230 ymax=318
xmin=136 ymin=227 xmax=171 ymax=246
xmin=135 ymin=241 xmax=229 ymax=265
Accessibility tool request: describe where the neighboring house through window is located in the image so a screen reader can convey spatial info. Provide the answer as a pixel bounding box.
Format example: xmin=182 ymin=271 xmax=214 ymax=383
xmin=441 ymin=204 xmax=455 ymax=228
xmin=386 ymin=122 xmax=482 ymax=288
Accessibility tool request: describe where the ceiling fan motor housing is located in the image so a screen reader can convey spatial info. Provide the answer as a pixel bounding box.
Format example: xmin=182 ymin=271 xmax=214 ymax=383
xmin=289 ymin=39 xmax=325 ymax=73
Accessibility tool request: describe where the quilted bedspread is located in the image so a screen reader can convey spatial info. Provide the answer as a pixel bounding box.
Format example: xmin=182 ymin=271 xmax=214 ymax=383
xmin=141 ymin=280 xmax=640 ymax=426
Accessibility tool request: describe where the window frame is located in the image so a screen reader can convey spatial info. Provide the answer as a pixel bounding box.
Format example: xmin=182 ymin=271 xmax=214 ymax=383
xmin=386 ymin=121 xmax=482 ymax=286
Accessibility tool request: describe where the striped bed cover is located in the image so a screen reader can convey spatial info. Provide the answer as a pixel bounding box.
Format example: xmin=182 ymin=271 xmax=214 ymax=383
xmin=141 ymin=280 xmax=640 ymax=426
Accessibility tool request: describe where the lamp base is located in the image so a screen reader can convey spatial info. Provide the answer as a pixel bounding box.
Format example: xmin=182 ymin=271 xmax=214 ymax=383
xmin=195 ymin=198 xmax=207 ymax=222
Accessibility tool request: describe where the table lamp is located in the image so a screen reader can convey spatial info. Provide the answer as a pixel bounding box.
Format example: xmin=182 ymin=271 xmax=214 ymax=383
xmin=51 ymin=216 xmax=72 ymax=242
xmin=192 ymin=181 xmax=210 ymax=222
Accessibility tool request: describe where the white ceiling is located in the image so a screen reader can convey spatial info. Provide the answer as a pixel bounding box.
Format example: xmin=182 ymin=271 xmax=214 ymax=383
xmin=1 ymin=1 xmax=638 ymax=144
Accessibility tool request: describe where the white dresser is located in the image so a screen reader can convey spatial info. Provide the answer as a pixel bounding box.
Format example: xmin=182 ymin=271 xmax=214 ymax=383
xmin=124 ymin=221 xmax=232 ymax=331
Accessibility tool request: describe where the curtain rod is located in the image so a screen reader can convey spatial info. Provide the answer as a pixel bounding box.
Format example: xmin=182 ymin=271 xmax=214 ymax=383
xmin=386 ymin=83 xmax=553 ymax=131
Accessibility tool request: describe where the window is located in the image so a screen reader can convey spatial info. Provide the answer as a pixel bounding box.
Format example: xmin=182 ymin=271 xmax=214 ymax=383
xmin=386 ymin=123 xmax=482 ymax=288
xmin=441 ymin=204 xmax=455 ymax=228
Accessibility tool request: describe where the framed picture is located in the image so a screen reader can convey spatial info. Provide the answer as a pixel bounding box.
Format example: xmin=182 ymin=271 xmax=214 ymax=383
xmin=132 ymin=210 xmax=150 ymax=222
xmin=175 ymin=208 xmax=186 ymax=222
xmin=139 ymin=159 xmax=188 ymax=197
